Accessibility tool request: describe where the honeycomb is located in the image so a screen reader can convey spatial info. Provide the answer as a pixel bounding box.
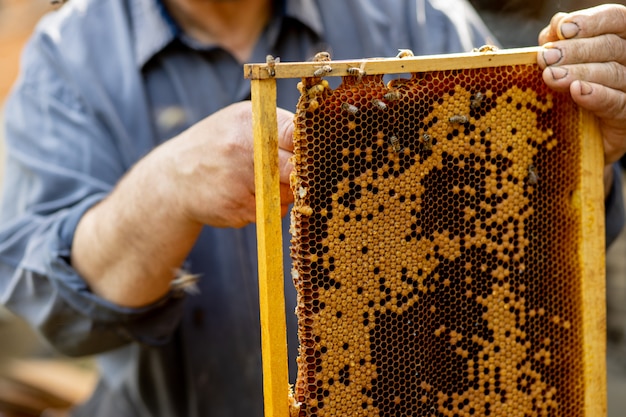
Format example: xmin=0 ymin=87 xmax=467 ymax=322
xmin=289 ymin=63 xmax=590 ymax=417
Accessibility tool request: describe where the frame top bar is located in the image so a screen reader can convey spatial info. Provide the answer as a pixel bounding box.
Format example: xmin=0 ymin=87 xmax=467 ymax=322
xmin=244 ymin=46 xmax=540 ymax=80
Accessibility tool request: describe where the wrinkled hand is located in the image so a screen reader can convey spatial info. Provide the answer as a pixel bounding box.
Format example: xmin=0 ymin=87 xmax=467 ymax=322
xmin=163 ymin=101 xmax=294 ymax=228
xmin=538 ymin=4 xmax=626 ymax=169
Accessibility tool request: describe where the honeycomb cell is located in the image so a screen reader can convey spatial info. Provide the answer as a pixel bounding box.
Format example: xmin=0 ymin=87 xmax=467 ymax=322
xmin=290 ymin=64 xmax=585 ymax=417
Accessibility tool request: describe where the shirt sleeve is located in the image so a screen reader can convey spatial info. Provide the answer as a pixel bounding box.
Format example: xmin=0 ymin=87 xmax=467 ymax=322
xmin=0 ymin=28 xmax=185 ymax=357
xmin=413 ymin=0 xmax=499 ymax=55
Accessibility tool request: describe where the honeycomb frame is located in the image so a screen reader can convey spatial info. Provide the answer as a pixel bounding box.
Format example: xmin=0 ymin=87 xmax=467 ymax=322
xmin=244 ymin=47 xmax=606 ymax=417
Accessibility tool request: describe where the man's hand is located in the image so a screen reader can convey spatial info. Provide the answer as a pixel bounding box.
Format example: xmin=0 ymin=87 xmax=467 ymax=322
xmin=72 ymin=101 xmax=295 ymax=307
xmin=538 ymin=4 xmax=626 ymax=170
xmin=162 ymin=101 xmax=295 ymax=228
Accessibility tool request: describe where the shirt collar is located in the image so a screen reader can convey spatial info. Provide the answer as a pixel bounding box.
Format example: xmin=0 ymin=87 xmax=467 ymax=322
xmin=130 ymin=0 xmax=177 ymax=68
xmin=130 ymin=0 xmax=324 ymax=68
xmin=283 ymin=0 xmax=323 ymax=38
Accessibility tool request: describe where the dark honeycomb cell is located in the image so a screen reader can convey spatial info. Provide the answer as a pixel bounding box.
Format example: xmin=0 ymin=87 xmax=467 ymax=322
xmin=290 ymin=64 xmax=584 ymax=417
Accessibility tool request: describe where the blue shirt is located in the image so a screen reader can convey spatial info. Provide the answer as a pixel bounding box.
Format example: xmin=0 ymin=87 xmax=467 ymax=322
xmin=0 ymin=0 xmax=622 ymax=416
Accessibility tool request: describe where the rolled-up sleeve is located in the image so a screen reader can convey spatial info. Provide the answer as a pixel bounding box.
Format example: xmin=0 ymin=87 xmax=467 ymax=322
xmin=0 ymin=27 xmax=184 ymax=357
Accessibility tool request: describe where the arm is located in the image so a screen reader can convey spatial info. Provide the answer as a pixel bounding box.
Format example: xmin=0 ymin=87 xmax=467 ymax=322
xmin=72 ymin=102 xmax=296 ymax=308
xmin=0 ymin=30 xmax=294 ymax=354
xmin=0 ymin=34 xmax=189 ymax=354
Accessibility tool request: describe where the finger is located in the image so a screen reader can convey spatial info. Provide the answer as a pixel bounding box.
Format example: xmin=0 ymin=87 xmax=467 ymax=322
xmin=228 ymin=194 xmax=257 ymax=228
xmin=276 ymin=108 xmax=296 ymax=213
xmin=538 ymin=35 xmax=626 ymax=70
xmin=277 ymin=108 xmax=295 ymax=152
xmin=568 ymin=80 xmax=626 ymax=164
xmin=280 ymin=189 xmax=294 ymax=217
xmin=541 ymin=61 xmax=626 ymax=93
xmin=570 ymin=80 xmax=626 ymax=128
xmin=280 ymin=183 xmax=294 ymax=205
xmin=539 ymin=12 xmax=568 ymax=45
xmin=278 ymin=148 xmax=294 ymax=185
xmin=552 ymin=4 xmax=626 ymax=41
xmin=280 ymin=204 xmax=291 ymax=218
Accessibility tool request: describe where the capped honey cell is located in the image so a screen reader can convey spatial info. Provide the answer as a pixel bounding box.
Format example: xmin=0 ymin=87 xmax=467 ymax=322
xmin=290 ymin=62 xmax=597 ymax=417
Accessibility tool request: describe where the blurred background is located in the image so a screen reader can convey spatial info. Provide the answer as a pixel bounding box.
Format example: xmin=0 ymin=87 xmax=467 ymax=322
xmin=0 ymin=3 xmax=100 ymax=416
xmin=1 ymin=0 xmax=625 ymax=415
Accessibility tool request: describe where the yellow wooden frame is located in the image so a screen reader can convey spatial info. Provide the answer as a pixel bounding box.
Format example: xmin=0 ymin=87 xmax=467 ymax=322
xmin=245 ymin=46 xmax=606 ymax=417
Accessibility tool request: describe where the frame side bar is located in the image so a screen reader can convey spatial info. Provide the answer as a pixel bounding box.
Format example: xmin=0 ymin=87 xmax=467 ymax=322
xmin=251 ymin=78 xmax=290 ymax=417
xmin=579 ymin=109 xmax=607 ymax=417
xmin=244 ymin=47 xmax=540 ymax=80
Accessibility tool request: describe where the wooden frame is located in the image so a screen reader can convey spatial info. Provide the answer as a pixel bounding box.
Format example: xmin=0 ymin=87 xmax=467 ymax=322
xmin=245 ymin=46 xmax=606 ymax=417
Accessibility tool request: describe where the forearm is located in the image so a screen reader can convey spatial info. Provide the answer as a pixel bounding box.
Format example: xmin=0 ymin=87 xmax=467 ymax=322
xmin=72 ymin=140 xmax=202 ymax=308
xmin=70 ymin=102 xmax=294 ymax=308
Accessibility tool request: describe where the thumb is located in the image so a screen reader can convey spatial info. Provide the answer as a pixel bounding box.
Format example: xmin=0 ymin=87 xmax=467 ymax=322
xmin=276 ymin=108 xmax=295 ymax=185
xmin=277 ymin=108 xmax=295 ymax=152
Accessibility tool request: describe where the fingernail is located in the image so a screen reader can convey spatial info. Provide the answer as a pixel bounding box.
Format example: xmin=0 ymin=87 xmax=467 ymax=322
xmin=542 ymin=48 xmax=563 ymax=66
xmin=579 ymin=80 xmax=593 ymax=95
xmin=559 ymin=22 xmax=580 ymax=39
xmin=550 ymin=67 xmax=568 ymax=80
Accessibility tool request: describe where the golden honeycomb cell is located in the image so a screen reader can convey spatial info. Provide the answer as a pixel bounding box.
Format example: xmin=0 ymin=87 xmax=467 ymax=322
xmin=289 ymin=61 xmax=602 ymax=417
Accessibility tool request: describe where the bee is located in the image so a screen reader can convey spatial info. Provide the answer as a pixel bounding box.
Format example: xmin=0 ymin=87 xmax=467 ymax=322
xmin=470 ymin=91 xmax=484 ymax=109
xmin=307 ymin=84 xmax=326 ymax=98
xmin=341 ymin=102 xmax=359 ymax=115
xmin=449 ymin=114 xmax=469 ymax=124
xmin=387 ymin=78 xmax=410 ymax=89
xmin=265 ymin=54 xmax=279 ymax=77
xmin=384 ymin=89 xmax=402 ymax=101
xmin=347 ymin=67 xmax=366 ymax=77
xmin=296 ymin=205 xmax=314 ymax=216
xmin=313 ymin=51 xmax=331 ymax=62
xmin=422 ymin=133 xmax=433 ymax=150
xmin=388 ymin=135 xmax=403 ymax=152
xmin=528 ymin=165 xmax=539 ymax=185
xmin=372 ymin=99 xmax=387 ymax=111
xmin=308 ymin=98 xmax=320 ymax=111
xmin=170 ymin=269 xmax=201 ymax=295
xmin=313 ymin=64 xmax=332 ymax=77
xmin=472 ymin=44 xmax=499 ymax=53
xmin=396 ymin=49 xmax=414 ymax=58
